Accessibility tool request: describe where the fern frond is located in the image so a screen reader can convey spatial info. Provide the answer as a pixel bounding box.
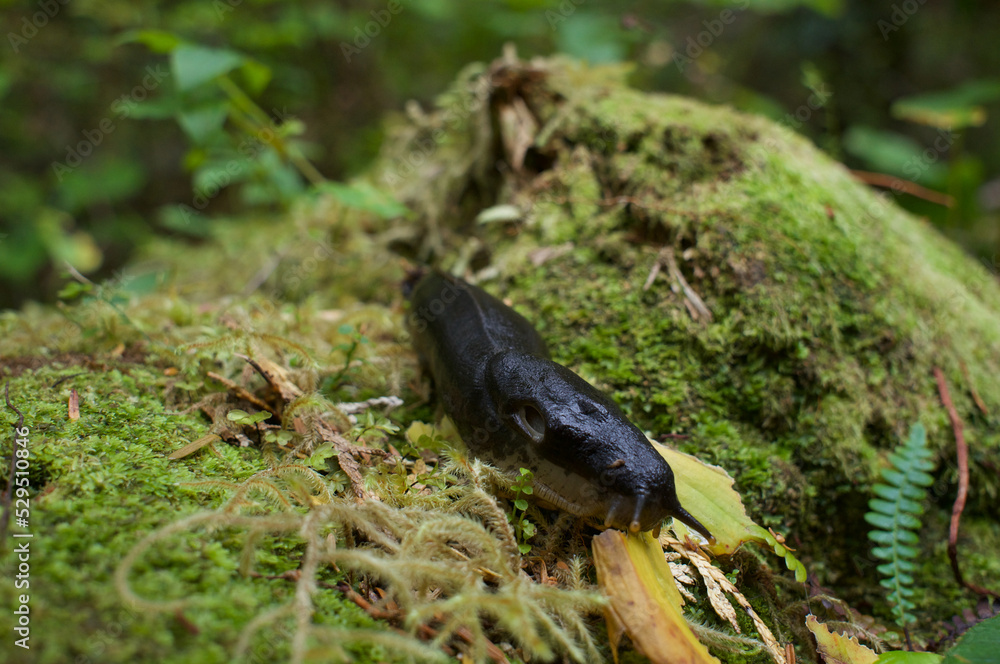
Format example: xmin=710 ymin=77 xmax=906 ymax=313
xmin=864 ymin=422 xmax=935 ymax=627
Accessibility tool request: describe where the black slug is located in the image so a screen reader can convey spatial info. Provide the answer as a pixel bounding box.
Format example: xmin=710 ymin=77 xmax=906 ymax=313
xmin=407 ymin=270 xmax=712 ymax=539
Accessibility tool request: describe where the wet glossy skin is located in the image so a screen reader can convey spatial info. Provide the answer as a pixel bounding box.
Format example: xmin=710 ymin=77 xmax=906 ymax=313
xmin=408 ymin=270 xmax=712 ymax=538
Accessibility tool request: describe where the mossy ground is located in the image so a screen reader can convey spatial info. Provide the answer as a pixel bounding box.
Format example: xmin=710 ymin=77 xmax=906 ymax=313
xmin=0 ymin=362 xmax=380 ymax=664
xmin=2 ymin=55 xmax=998 ymax=663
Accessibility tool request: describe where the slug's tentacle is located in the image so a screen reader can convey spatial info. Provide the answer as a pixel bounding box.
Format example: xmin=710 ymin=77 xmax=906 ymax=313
xmin=603 ymin=496 xmax=626 ymax=530
xmin=629 ymin=494 xmax=648 ymax=533
xmin=671 ymin=505 xmax=714 ymax=543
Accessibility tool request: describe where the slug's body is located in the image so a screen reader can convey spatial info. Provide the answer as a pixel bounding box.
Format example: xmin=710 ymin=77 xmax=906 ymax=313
xmin=408 ymin=270 xmax=712 ymax=538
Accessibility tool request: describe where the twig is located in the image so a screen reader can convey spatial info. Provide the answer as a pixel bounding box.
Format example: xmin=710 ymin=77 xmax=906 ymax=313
xmin=850 ymin=170 xmax=954 ymax=207
xmin=51 ymin=372 xmax=85 ymax=388
xmin=642 ymin=258 xmax=661 ymax=291
xmin=206 ymin=371 xmax=277 ymax=415
xmin=934 ymin=366 xmax=1000 ymax=598
xmin=662 ymin=247 xmax=713 ymax=321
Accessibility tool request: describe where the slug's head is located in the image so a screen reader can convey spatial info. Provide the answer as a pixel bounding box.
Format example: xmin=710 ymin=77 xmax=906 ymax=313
xmin=484 ymin=351 xmax=713 ymax=540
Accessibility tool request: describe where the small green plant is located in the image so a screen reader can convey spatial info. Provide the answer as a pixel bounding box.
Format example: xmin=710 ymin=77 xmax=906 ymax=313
xmin=122 ymin=33 xmax=326 ymax=231
xmin=351 ymin=410 xmax=399 ymax=445
xmin=227 ymin=409 xmax=269 ymax=427
xmin=324 ymin=324 xmax=370 ymax=393
xmin=865 ymin=422 xmax=935 ymax=630
xmin=509 ymin=468 xmax=537 ymax=555
xmin=263 ymin=429 xmax=295 ymax=448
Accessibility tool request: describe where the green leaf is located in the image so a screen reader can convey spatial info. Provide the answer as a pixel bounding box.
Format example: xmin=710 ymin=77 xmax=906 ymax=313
xmin=903 ymin=469 xmax=934 ymax=487
xmin=868 ymin=530 xmax=896 ymax=545
xmin=176 ymin=102 xmax=230 ymax=145
xmin=942 ymin=615 xmax=1000 ymax=664
xmin=875 ymin=650 xmax=943 ymax=663
xmin=892 ymin=80 xmax=1000 ymax=129
xmin=239 ymin=58 xmax=272 ymax=95
xmin=171 ymin=45 xmax=245 ymax=91
xmin=157 ymin=205 xmax=212 ymax=237
xmin=193 ymin=157 xmax=252 ymax=195
xmin=868 ymin=498 xmax=898 ymax=515
xmin=319 ymin=181 xmax=408 ymax=218
xmin=865 ymin=512 xmax=897 ymax=530
xmin=554 ymin=12 xmax=629 ymax=65
xmin=895 ymin=512 xmax=922 ymax=530
xmin=117 ymin=29 xmax=183 ymax=53
xmin=872 ymin=484 xmax=901 ymax=500
xmin=842 ymin=125 xmax=946 ymax=185
xmin=514 ymin=499 xmax=529 ymax=511
xmin=57 ymin=281 xmax=93 ymax=300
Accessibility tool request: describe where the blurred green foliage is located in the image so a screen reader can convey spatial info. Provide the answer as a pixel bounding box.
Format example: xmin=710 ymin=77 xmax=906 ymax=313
xmin=1 ymin=0 xmax=998 ymax=308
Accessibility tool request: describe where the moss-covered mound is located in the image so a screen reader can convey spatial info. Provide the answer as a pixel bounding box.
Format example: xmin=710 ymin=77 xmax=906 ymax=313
xmin=370 ymin=55 xmax=1000 ymax=614
xmin=1 ymin=54 xmax=998 ymax=663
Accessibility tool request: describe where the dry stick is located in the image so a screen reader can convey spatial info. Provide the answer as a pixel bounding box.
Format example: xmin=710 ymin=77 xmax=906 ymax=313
xmin=206 ymin=371 xmax=277 ymax=415
xmin=934 ymin=367 xmax=1000 ymax=598
xmin=850 ymin=170 xmax=954 ymax=207
xmin=663 ymin=246 xmax=713 ymax=321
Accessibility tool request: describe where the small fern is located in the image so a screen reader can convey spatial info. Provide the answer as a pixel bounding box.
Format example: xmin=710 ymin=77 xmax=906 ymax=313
xmin=865 ymin=422 xmax=935 ymax=627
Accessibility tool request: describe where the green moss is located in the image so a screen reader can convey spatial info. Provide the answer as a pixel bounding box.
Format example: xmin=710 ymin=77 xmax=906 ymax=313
xmin=0 ymin=364 xmax=379 ymax=664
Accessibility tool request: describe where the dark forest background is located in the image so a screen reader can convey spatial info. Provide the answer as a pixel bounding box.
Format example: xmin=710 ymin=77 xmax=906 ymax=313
xmin=1 ymin=0 xmax=998 ymax=309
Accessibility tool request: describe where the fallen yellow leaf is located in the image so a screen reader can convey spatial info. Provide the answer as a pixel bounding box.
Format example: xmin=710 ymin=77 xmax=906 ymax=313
xmin=806 ymin=615 xmax=878 ymax=664
xmin=653 ymin=442 xmax=756 ymax=556
xmin=593 ymin=529 xmax=720 ymax=664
